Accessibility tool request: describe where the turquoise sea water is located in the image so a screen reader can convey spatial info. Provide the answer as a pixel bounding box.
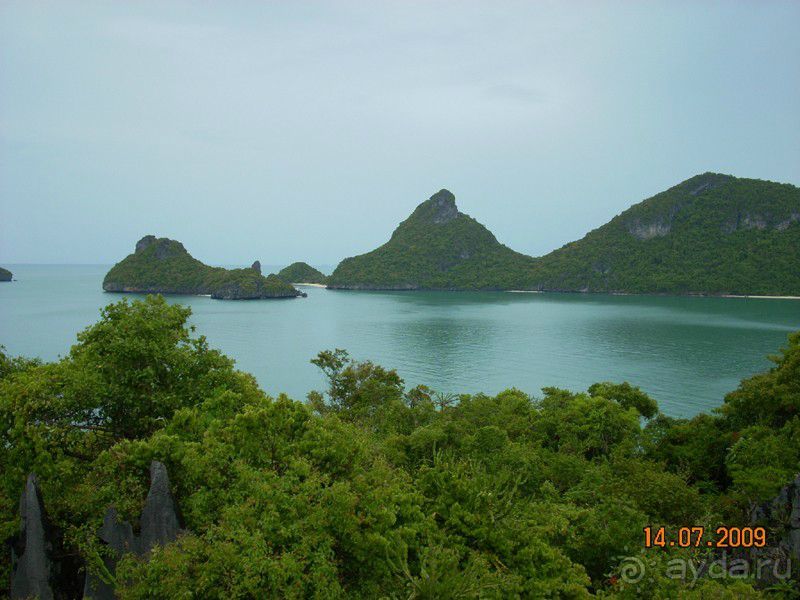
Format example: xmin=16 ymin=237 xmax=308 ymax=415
xmin=1 ymin=264 xmax=798 ymax=418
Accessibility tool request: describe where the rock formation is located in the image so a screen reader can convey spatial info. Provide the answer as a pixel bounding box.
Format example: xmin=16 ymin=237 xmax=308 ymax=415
xmin=83 ymin=461 xmax=182 ymax=600
xmin=10 ymin=475 xmax=53 ymax=599
xmin=0 ymin=266 xmax=12 ymax=282
xmin=745 ymin=472 xmax=800 ymax=585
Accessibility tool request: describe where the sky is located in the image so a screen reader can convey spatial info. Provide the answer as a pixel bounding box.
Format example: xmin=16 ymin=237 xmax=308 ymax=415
xmin=1 ymin=1 xmax=799 ymax=267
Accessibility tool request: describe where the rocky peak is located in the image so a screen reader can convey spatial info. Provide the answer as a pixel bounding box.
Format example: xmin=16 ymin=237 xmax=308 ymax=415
xmin=251 ymin=261 xmax=261 ymax=274
xmin=133 ymin=236 xmax=186 ymax=261
xmin=135 ymin=235 xmax=157 ymax=254
xmin=685 ymin=172 xmax=732 ymax=196
xmin=421 ymin=189 xmax=460 ymax=224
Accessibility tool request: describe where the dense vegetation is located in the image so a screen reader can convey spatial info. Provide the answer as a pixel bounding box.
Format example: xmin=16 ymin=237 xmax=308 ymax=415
xmin=328 ymin=190 xmax=535 ymax=290
xmin=525 ymin=173 xmax=800 ymax=295
xmin=0 ymin=267 xmax=11 ymax=282
xmin=328 ymin=176 xmax=800 ymax=295
xmin=1 ymin=296 xmax=798 ymax=597
xmin=103 ymin=236 xmax=303 ymax=299
xmin=277 ymin=262 xmax=329 ymax=284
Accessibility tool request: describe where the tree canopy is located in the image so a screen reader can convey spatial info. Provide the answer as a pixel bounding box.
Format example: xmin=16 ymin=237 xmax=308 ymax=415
xmin=1 ymin=295 xmax=797 ymax=597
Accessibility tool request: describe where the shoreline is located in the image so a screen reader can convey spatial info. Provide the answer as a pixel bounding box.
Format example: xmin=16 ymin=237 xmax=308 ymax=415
xmin=294 ymin=282 xmax=327 ymax=288
xmin=721 ymin=294 xmax=800 ymax=300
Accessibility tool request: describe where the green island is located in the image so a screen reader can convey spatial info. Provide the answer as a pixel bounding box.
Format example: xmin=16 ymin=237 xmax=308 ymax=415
xmin=277 ymin=261 xmax=329 ymax=284
xmin=0 ymin=267 xmax=11 ymax=282
xmin=1 ymin=295 xmax=797 ymax=596
xmin=327 ymin=189 xmax=534 ymax=290
xmin=328 ymin=174 xmax=800 ymax=295
xmin=103 ymin=235 xmax=305 ymax=300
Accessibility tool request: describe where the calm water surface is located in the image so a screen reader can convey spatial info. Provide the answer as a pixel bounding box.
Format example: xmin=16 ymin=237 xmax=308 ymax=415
xmin=1 ymin=265 xmax=798 ymax=418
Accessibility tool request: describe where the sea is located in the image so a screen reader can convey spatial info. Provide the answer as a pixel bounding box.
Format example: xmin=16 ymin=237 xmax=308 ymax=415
xmin=1 ymin=264 xmax=798 ymax=419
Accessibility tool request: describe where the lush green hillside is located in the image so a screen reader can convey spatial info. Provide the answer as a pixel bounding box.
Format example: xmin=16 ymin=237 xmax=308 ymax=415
xmin=1 ymin=296 xmax=797 ymax=596
xmin=277 ymin=261 xmax=329 ymax=284
xmin=330 ymin=175 xmax=800 ymax=295
xmin=103 ymin=236 xmax=304 ymax=299
xmin=0 ymin=267 xmax=11 ymax=282
xmin=525 ymin=173 xmax=800 ymax=295
xmin=328 ymin=189 xmax=535 ymax=290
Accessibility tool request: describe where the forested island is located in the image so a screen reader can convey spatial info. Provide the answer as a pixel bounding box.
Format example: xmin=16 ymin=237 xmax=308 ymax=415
xmin=328 ymin=174 xmax=800 ymax=295
xmin=276 ymin=261 xmax=329 ymax=285
xmin=0 ymin=267 xmax=11 ymax=282
xmin=1 ymin=296 xmax=797 ymax=596
xmin=103 ymin=235 xmax=305 ymax=299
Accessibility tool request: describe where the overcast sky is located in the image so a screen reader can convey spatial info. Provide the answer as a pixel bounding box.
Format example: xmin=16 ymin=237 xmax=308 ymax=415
xmin=1 ymin=1 xmax=799 ymax=266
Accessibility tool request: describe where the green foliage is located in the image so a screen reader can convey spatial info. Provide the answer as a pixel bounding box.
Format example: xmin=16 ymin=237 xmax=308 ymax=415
xmin=103 ymin=235 xmax=301 ymax=298
xmin=525 ymin=173 xmax=800 ymax=295
xmin=721 ymin=331 xmax=800 ymax=430
xmin=3 ymin=297 xmax=797 ymax=596
xmin=276 ymin=262 xmax=329 ymax=284
xmin=588 ymin=382 xmax=658 ymax=419
xmin=328 ymin=175 xmax=800 ymax=295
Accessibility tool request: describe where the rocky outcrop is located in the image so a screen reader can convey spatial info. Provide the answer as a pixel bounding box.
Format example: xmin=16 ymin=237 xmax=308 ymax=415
xmin=251 ymin=260 xmax=261 ymax=274
xmin=83 ymin=461 xmax=183 ymax=600
xmin=0 ymin=266 xmax=12 ymax=282
xmin=9 ymin=475 xmax=83 ymax=600
xmin=722 ymin=212 xmax=800 ymax=233
xmin=626 ymin=219 xmax=672 ymax=240
xmin=425 ymin=189 xmax=460 ymax=224
xmin=10 ymin=475 xmax=53 ymax=599
xmin=749 ymin=473 xmax=800 ymax=568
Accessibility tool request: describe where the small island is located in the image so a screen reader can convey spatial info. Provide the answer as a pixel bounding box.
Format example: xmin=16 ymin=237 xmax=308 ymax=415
xmin=327 ymin=189 xmax=534 ymax=290
xmin=103 ymin=236 xmax=305 ymax=299
xmin=276 ymin=262 xmax=329 ymax=285
xmin=0 ymin=267 xmax=11 ymax=282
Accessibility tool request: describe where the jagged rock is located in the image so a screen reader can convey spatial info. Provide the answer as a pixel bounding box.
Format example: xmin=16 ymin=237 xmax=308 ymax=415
xmin=737 ymin=472 xmax=800 ymax=587
xmin=750 ymin=472 xmax=800 ymax=561
xmin=139 ymin=462 xmax=180 ymax=554
xmin=426 ymin=189 xmax=459 ymax=224
xmin=134 ymin=235 xmax=156 ymax=254
xmin=83 ymin=462 xmax=182 ymax=599
xmin=10 ymin=474 xmax=54 ymax=600
xmin=251 ymin=260 xmax=261 ymax=274
xmin=82 ymin=508 xmax=137 ymax=600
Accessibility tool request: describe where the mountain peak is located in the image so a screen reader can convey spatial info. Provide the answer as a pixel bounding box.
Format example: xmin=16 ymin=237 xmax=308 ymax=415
xmin=134 ymin=235 xmax=187 ymax=261
xmin=417 ymin=189 xmax=459 ymax=224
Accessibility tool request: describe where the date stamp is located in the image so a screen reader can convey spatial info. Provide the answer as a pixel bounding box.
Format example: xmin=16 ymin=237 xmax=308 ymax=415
xmin=643 ymin=526 xmax=766 ymax=549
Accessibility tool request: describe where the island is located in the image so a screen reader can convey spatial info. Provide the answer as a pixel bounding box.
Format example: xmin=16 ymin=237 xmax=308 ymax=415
xmin=328 ymin=174 xmax=800 ymax=296
xmin=526 ymin=173 xmax=800 ymax=295
xmin=327 ymin=189 xmax=535 ymax=290
xmin=0 ymin=267 xmax=11 ymax=282
xmin=276 ymin=262 xmax=329 ymax=285
xmin=103 ymin=236 xmax=306 ymax=299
